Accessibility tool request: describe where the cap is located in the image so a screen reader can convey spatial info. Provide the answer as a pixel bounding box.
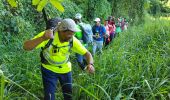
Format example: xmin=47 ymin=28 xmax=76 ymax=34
xmin=94 ymin=18 xmax=100 ymax=22
xmin=46 ymin=17 xmax=62 ymax=29
xmin=75 ymin=13 xmax=82 ymax=19
xmin=108 ymin=16 xmax=112 ymax=20
xmin=58 ymin=18 xmax=77 ymax=32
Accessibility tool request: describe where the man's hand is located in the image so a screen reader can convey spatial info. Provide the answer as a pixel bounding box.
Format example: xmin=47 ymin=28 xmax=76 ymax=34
xmin=84 ymin=51 xmax=94 ymax=73
xmin=86 ymin=64 xmax=95 ymax=74
xmin=41 ymin=29 xmax=54 ymax=40
xmin=23 ymin=29 xmax=54 ymax=51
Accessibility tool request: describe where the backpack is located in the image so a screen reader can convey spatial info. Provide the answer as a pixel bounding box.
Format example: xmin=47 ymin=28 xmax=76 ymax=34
xmin=46 ymin=17 xmax=62 ymax=30
xmin=79 ymin=23 xmax=93 ymax=44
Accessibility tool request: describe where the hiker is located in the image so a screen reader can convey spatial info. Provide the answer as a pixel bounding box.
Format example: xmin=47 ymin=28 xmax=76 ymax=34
xmin=108 ymin=16 xmax=115 ymax=26
xmin=124 ymin=18 xmax=128 ymax=31
xmin=92 ymin=18 xmax=106 ymax=56
xmin=104 ymin=19 xmax=115 ymax=46
xmin=115 ymin=17 xmax=122 ymax=37
xmin=108 ymin=16 xmax=116 ymax=41
xmin=74 ymin=13 xmax=93 ymax=70
xmin=23 ymin=18 xmax=95 ymax=100
xmin=74 ymin=13 xmax=87 ymax=70
xmin=112 ymin=16 xmax=116 ymax=25
xmin=104 ymin=20 xmax=111 ymax=46
xmin=120 ymin=18 xmax=125 ymax=31
xmin=74 ymin=13 xmax=93 ymax=44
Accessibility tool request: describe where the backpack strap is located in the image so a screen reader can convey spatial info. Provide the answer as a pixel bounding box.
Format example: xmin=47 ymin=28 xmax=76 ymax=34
xmin=42 ymin=39 xmax=53 ymax=50
xmin=69 ymin=38 xmax=73 ymax=52
xmin=78 ymin=24 xmax=84 ymax=39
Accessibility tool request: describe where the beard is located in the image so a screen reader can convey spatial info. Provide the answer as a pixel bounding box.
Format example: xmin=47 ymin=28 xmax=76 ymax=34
xmin=63 ymin=37 xmax=72 ymax=42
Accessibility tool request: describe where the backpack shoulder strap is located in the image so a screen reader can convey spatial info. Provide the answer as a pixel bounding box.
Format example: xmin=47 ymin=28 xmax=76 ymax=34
xmin=43 ymin=39 xmax=53 ymax=50
xmin=68 ymin=38 xmax=73 ymax=52
xmin=52 ymin=38 xmax=73 ymax=51
xmin=78 ymin=24 xmax=84 ymax=32
xmin=69 ymin=38 xmax=73 ymax=48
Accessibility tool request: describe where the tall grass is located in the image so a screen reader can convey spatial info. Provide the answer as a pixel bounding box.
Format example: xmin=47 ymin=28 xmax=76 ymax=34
xmin=0 ymin=17 xmax=169 ymax=99
xmin=73 ymin=17 xmax=170 ymax=99
xmin=0 ymin=69 xmax=5 ymax=99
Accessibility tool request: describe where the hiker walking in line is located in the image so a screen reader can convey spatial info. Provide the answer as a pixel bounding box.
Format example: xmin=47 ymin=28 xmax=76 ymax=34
xmin=108 ymin=16 xmax=116 ymax=41
xmin=120 ymin=17 xmax=126 ymax=31
xmin=108 ymin=16 xmax=115 ymax=26
xmin=23 ymin=18 xmax=95 ymax=100
xmin=104 ymin=19 xmax=116 ymax=46
xmin=74 ymin=13 xmax=89 ymax=70
xmin=115 ymin=17 xmax=122 ymax=36
xmin=74 ymin=13 xmax=93 ymax=70
xmin=104 ymin=20 xmax=111 ymax=46
xmin=92 ymin=18 xmax=106 ymax=56
xmin=123 ymin=18 xmax=128 ymax=31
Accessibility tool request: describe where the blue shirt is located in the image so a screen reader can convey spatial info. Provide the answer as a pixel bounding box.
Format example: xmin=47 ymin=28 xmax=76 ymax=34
xmin=92 ymin=25 xmax=106 ymax=41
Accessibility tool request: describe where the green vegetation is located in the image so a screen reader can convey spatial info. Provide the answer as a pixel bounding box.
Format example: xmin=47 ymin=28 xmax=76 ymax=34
xmin=0 ymin=0 xmax=170 ymax=99
xmin=72 ymin=17 xmax=170 ymax=99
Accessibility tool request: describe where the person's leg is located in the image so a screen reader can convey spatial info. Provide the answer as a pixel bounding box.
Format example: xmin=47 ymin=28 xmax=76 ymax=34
xmin=82 ymin=45 xmax=88 ymax=66
xmin=98 ymin=41 xmax=104 ymax=54
xmin=92 ymin=41 xmax=97 ymax=56
xmin=105 ymin=37 xmax=110 ymax=47
xmin=110 ymin=32 xmax=114 ymax=42
xmin=95 ymin=41 xmax=100 ymax=54
xmin=41 ymin=66 xmax=58 ymax=100
xmin=58 ymin=72 xmax=72 ymax=100
xmin=75 ymin=53 xmax=85 ymax=70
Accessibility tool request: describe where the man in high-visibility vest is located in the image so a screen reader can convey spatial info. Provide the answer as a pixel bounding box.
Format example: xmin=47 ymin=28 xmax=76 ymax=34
xmin=23 ymin=18 xmax=95 ymax=100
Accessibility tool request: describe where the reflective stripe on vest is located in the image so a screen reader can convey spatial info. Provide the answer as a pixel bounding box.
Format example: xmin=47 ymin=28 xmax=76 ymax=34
xmin=42 ymin=47 xmax=69 ymax=66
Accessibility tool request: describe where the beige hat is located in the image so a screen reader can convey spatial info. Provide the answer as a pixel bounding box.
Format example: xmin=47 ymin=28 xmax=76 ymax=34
xmin=58 ymin=18 xmax=77 ymax=32
xmin=75 ymin=13 xmax=82 ymax=19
